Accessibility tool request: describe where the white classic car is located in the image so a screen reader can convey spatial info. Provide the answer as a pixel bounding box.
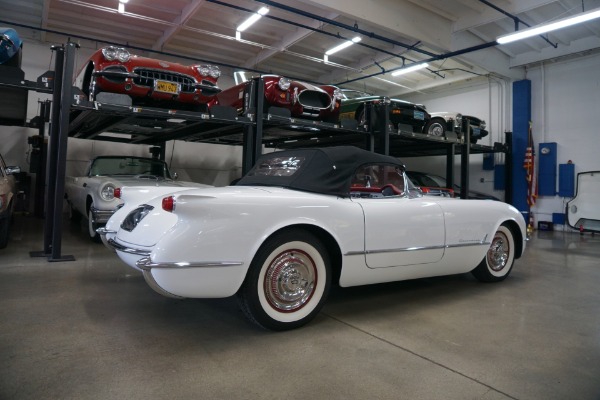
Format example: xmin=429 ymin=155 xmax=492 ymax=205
xmin=427 ymin=112 xmax=488 ymax=143
xmin=65 ymin=155 xmax=210 ymax=241
xmin=106 ymin=146 xmax=526 ymax=330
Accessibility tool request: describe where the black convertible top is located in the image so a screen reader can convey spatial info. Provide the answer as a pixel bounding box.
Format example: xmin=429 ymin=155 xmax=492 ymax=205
xmin=236 ymin=146 xmax=404 ymax=197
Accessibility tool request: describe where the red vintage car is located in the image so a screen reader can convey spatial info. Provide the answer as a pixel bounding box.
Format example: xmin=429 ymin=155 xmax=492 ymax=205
xmin=74 ymin=46 xmax=221 ymax=111
xmin=215 ymin=74 xmax=342 ymax=123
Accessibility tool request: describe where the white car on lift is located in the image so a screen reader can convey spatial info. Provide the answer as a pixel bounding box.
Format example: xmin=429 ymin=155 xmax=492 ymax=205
xmin=106 ymin=146 xmax=526 ymax=331
xmin=427 ymin=112 xmax=489 ymax=143
xmin=65 ymin=155 xmax=209 ymax=241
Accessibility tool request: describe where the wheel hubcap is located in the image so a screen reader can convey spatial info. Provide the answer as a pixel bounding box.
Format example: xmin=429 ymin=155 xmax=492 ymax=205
xmin=487 ymin=231 xmax=509 ymax=271
xmin=264 ymin=250 xmax=317 ymax=312
xmin=428 ymin=123 xmax=445 ymax=136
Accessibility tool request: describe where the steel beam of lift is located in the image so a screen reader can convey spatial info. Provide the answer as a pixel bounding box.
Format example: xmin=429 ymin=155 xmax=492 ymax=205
xmin=460 ymin=119 xmax=472 ymax=200
xmin=30 ymin=43 xmax=77 ymax=262
xmin=242 ymin=77 xmax=265 ymax=174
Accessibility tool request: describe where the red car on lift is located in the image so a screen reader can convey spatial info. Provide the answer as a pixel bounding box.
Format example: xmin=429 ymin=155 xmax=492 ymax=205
xmin=74 ymin=46 xmax=222 ymax=111
xmin=215 ymin=73 xmax=343 ymax=123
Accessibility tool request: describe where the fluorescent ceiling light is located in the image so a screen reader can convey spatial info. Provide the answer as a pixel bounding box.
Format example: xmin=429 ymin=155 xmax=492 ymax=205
xmin=391 ymin=62 xmax=429 ymax=76
xmin=237 ymin=7 xmax=269 ymax=32
xmin=497 ymin=7 xmax=600 ymax=44
xmin=118 ymin=2 xmax=125 ymax=13
xmin=325 ymin=37 xmax=361 ymax=56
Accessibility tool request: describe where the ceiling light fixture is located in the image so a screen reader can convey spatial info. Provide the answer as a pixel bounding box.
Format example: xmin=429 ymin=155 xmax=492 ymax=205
xmin=117 ymin=0 xmax=127 ymax=13
xmin=391 ymin=62 xmax=429 ymax=76
xmin=497 ymin=7 xmax=600 ymax=44
xmin=325 ymin=36 xmax=361 ymax=56
xmin=237 ymin=7 xmax=269 ymax=33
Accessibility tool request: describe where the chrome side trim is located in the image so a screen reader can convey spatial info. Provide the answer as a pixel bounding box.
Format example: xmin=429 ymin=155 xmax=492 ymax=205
xmin=446 ymin=241 xmax=490 ymax=249
xmin=136 ymin=257 xmax=243 ymax=271
xmin=344 ymin=241 xmax=490 ymax=256
xmin=107 ymin=238 xmax=151 ymax=256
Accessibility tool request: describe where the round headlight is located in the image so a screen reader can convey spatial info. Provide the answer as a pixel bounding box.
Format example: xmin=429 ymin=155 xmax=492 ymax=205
xmin=100 ymin=183 xmax=116 ymax=201
xmin=116 ymin=48 xmax=130 ymax=62
xmin=278 ymin=77 xmax=291 ymax=91
xmin=333 ymin=88 xmax=343 ymax=100
xmin=196 ymin=65 xmax=210 ymax=76
xmin=455 ymin=113 xmax=463 ymax=128
xmin=209 ymin=65 xmax=221 ymax=78
xmin=102 ymin=46 xmax=118 ymax=61
xmin=480 ymin=120 xmax=487 ymax=130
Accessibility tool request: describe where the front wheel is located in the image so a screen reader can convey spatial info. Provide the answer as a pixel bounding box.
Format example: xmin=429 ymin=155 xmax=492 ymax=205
xmin=237 ymin=229 xmax=331 ymax=331
xmin=424 ymin=118 xmax=446 ymax=137
xmin=87 ymin=205 xmax=102 ymax=243
xmin=471 ymin=225 xmax=515 ymax=282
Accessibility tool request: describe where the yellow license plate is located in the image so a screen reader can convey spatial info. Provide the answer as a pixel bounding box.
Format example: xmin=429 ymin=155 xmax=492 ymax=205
xmin=155 ymin=80 xmax=179 ymax=94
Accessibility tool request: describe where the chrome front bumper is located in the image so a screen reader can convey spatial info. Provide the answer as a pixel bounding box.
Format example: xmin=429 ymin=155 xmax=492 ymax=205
xmin=90 ymin=206 xmax=115 ymax=225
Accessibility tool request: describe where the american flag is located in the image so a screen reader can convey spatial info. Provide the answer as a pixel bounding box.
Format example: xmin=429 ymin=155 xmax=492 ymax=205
xmin=523 ymin=121 xmax=537 ymax=207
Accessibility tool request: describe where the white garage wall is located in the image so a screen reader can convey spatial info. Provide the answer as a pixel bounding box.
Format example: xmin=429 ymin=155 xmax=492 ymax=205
xmin=401 ymin=76 xmax=511 ymax=203
xmin=402 ymin=51 xmax=600 ymax=229
xmin=526 ymin=52 xmax=600 ymax=226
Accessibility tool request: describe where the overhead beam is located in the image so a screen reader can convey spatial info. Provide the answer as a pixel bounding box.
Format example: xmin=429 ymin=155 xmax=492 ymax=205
xmin=450 ymin=30 xmax=525 ymax=81
xmin=268 ymin=0 xmax=453 ymax=52
xmin=242 ymin=11 xmax=339 ymax=69
xmin=454 ymin=0 xmax=561 ymax=32
xmin=153 ymin=0 xmax=206 ymax=51
xmin=509 ymin=35 xmax=600 ymax=66
xmin=40 ymin=0 xmax=50 ymax=42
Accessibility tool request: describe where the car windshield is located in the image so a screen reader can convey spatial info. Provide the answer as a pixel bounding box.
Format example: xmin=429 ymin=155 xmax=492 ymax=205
xmin=342 ymin=90 xmax=372 ymax=99
xmin=89 ymin=157 xmax=171 ymax=178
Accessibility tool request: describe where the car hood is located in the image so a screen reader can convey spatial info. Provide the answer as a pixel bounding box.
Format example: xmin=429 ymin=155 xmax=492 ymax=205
xmin=98 ymin=176 xmax=209 ymax=188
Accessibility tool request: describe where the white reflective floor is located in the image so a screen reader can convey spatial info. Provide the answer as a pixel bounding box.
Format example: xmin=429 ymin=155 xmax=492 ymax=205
xmin=1 ymin=214 xmax=599 ymax=400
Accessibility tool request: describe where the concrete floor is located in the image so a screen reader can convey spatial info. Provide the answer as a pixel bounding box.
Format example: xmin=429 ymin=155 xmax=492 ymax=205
xmin=1 ymin=214 xmax=599 ymax=400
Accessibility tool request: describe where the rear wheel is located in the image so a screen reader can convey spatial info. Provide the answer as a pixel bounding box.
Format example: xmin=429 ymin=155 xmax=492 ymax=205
xmin=237 ymin=229 xmax=331 ymax=331
xmin=472 ymin=225 xmax=515 ymax=282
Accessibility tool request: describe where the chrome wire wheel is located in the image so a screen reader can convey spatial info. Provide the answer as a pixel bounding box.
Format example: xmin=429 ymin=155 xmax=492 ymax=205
xmin=264 ymin=249 xmax=317 ymax=312
xmin=487 ymin=231 xmax=510 ymax=272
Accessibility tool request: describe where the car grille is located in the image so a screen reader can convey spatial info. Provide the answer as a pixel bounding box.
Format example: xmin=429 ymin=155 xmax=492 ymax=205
xmin=462 ymin=116 xmax=482 ymax=127
xmin=133 ymin=68 xmax=196 ymax=93
xmin=298 ymin=90 xmax=331 ymax=110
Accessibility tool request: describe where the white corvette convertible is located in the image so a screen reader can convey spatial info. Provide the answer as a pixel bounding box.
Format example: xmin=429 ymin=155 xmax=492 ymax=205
xmin=106 ymin=146 xmax=526 ymax=330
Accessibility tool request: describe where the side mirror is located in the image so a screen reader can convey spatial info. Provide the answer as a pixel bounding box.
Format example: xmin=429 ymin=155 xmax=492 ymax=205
xmin=6 ymin=166 xmax=20 ymax=175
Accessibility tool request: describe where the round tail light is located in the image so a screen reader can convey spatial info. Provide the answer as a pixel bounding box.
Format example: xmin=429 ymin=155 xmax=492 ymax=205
xmin=162 ymin=196 xmax=175 ymax=212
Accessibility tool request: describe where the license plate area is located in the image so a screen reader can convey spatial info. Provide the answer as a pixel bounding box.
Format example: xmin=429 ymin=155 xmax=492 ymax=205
xmin=154 ymin=80 xmax=180 ymax=95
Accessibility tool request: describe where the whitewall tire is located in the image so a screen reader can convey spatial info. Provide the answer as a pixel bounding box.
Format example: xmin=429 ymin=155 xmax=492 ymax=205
xmin=238 ymin=229 xmax=331 ymax=331
xmin=472 ymin=225 xmax=515 ymax=282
